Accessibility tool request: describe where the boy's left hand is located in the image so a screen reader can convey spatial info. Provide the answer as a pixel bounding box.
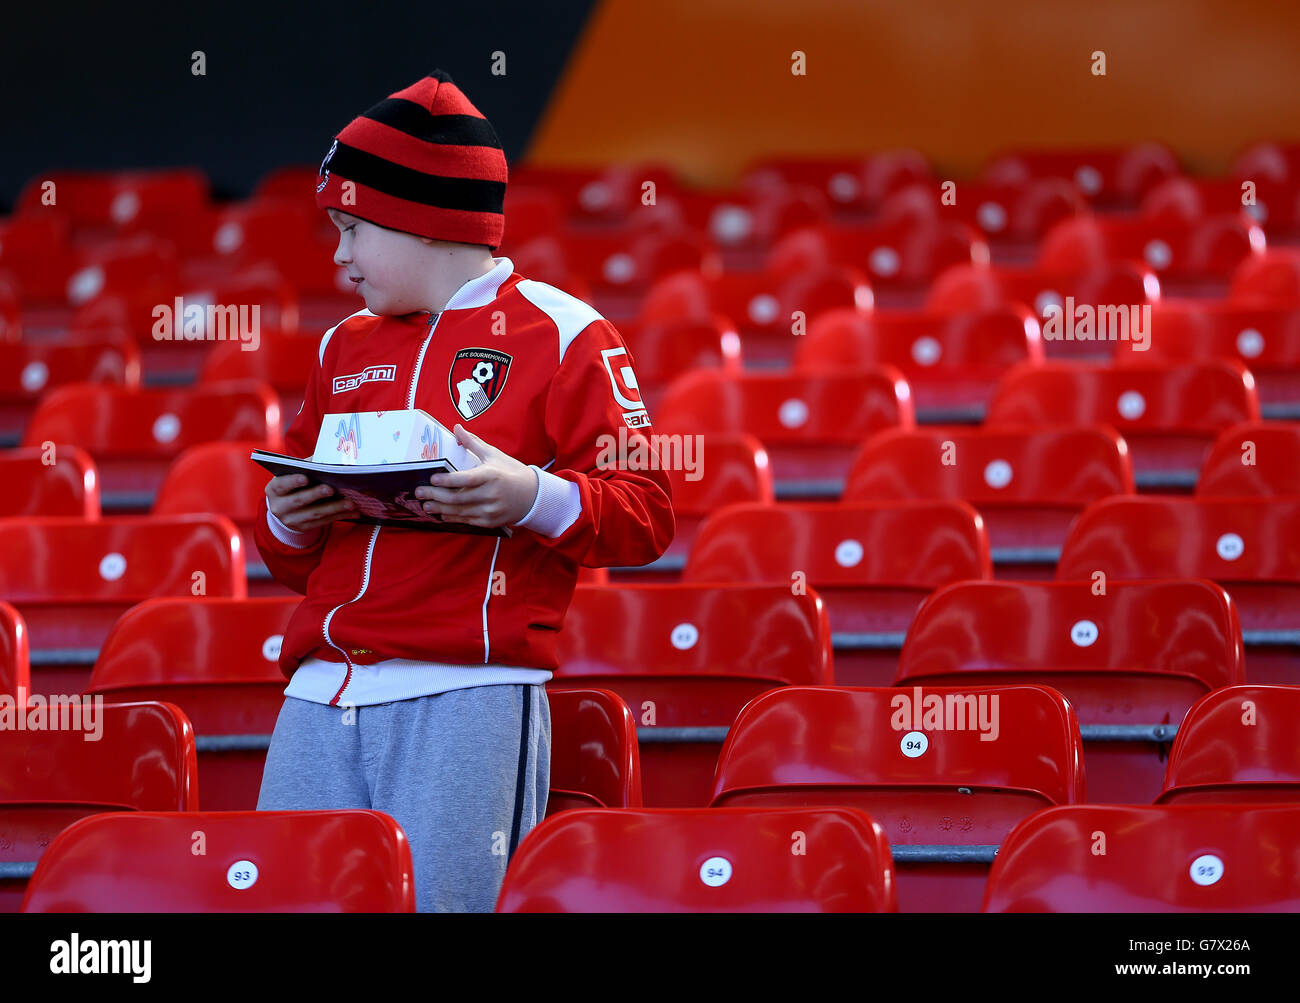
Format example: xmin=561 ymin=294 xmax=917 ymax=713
xmin=414 ymin=424 xmax=539 ymax=528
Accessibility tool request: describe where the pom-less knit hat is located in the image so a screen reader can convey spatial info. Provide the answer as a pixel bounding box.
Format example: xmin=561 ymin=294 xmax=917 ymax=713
xmin=315 ymin=69 xmax=507 ymax=249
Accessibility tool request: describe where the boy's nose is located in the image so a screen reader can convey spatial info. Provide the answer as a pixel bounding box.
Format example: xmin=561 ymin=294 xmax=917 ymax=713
xmin=333 ymin=240 xmax=350 ymax=267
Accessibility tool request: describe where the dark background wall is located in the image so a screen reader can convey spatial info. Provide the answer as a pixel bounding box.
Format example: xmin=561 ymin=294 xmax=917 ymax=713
xmin=2 ymin=0 xmax=597 ymax=210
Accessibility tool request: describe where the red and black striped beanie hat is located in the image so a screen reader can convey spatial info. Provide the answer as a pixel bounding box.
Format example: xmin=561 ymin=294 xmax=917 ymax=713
xmin=315 ymin=69 xmax=507 ymax=249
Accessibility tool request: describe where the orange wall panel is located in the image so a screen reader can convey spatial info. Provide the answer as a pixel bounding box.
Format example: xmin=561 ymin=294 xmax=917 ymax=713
xmin=527 ymin=0 xmax=1300 ymax=183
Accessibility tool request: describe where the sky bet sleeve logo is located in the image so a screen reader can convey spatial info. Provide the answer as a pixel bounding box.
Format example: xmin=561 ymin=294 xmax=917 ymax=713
xmin=601 ymin=347 xmax=651 ymax=428
xmin=449 ymin=348 xmax=512 ymax=419
xmin=332 ymin=364 xmax=397 ymax=394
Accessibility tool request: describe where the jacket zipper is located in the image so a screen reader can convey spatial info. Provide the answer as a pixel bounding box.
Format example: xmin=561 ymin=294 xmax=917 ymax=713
xmin=323 ymin=311 xmax=441 ymax=704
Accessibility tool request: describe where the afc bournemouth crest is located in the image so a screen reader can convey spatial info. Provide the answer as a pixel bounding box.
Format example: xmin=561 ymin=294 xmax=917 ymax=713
xmin=316 ymin=139 xmax=338 ymax=194
xmin=449 ymin=348 xmax=512 ymax=420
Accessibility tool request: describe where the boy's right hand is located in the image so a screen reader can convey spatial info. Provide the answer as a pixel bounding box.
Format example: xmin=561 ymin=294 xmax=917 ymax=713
xmin=266 ymin=474 xmax=356 ymax=532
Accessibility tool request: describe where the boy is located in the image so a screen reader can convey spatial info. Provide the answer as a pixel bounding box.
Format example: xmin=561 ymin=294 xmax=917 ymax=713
xmin=254 ymin=69 xmax=675 ymax=912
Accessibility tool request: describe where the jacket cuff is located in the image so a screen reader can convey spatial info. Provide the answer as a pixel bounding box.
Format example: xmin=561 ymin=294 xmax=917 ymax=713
xmin=512 ymin=465 xmax=582 ymax=538
xmin=267 ymin=506 xmax=325 ymax=549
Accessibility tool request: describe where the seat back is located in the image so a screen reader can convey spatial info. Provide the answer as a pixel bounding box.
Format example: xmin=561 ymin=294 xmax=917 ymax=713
xmin=88 ymin=596 xmax=296 ymax=810
xmin=496 ymin=806 xmax=896 ymax=912
xmin=899 ymin=578 xmax=1243 ymax=719
xmin=899 ymin=578 xmax=1243 ymax=802
xmin=22 ymin=382 xmax=281 ymax=511
xmin=0 ymin=601 xmax=28 ymax=699
xmin=23 ymin=382 xmax=283 ymax=460
xmin=21 ymin=809 xmax=414 ymax=912
xmin=555 ymin=583 xmax=831 ymax=806
xmin=0 ymin=446 xmax=100 ymax=519
xmin=987 ymin=361 xmax=1259 ymax=490
xmin=795 ymin=306 xmax=1042 ymax=420
xmin=710 ymin=684 xmax=1082 ymax=911
xmin=684 ymin=501 xmax=991 ymax=686
xmin=656 ymin=368 xmax=913 ymax=497
xmin=1196 ymin=421 xmax=1300 ymax=496
xmin=1057 ymin=496 xmax=1300 ymax=683
xmin=152 ymin=440 xmax=275 ymax=533
xmin=0 ymin=701 xmax=198 ymax=911
xmin=0 ymin=515 xmax=247 ymax=695
xmin=845 ymin=426 xmax=1132 ymax=575
xmin=545 ymin=688 xmax=642 ymax=813
xmin=1159 ymin=685 xmax=1300 ymax=804
xmin=983 ymin=804 xmax=1300 ymax=912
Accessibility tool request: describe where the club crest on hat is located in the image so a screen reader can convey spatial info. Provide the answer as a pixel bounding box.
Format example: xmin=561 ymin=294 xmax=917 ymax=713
xmin=317 ymin=138 xmax=339 ymax=194
xmin=449 ymin=348 xmax=512 ymax=420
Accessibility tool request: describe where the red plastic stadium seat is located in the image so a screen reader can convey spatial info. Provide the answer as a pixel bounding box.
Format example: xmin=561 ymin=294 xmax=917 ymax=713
xmin=21 ymin=809 xmax=414 ymax=913
xmin=203 ymin=199 xmax=344 ymax=295
xmin=0 ymin=601 xmax=29 ymax=699
xmin=16 ymin=168 xmax=209 ymax=232
xmin=1057 ymin=496 xmax=1300 ymax=683
xmin=618 ymin=315 xmax=742 ymax=400
xmin=153 ymin=441 xmax=283 ymax=593
xmin=87 ymin=596 xmax=295 ymax=809
xmin=22 ymin=382 xmax=282 ymax=511
xmin=62 ymin=235 xmax=182 ymax=308
xmin=549 ymin=225 xmax=717 ymax=300
xmin=1114 ymin=304 xmax=1300 ymax=417
xmin=543 ymin=688 xmax=642 ymax=814
xmin=0 ymin=514 xmax=246 ymax=695
xmin=198 ymin=331 xmax=313 ymax=428
xmin=982 ymin=804 xmax=1300 ymax=912
xmin=0 ymin=701 xmax=197 ymax=912
xmin=771 ymin=219 xmax=987 ymax=308
xmin=987 ymin=360 xmax=1259 ymax=491
xmin=1038 ymin=214 xmax=1265 ymax=296
xmin=1233 ymin=141 xmax=1300 ymax=185
xmin=655 ymin=368 xmax=913 ymax=499
xmin=982 ymin=144 xmax=1179 ymax=207
xmin=1142 ymin=175 xmax=1296 ymax=237
xmin=881 ymin=179 xmax=1088 ymax=250
xmin=674 ymin=184 xmax=832 ymax=255
xmin=0 ymin=279 xmax=18 ymax=342
xmin=844 ymin=426 xmax=1133 ymax=576
xmin=254 ymin=165 xmax=322 ymax=206
xmin=897 ymin=579 xmax=1243 ymax=802
xmin=496 ymin=806 xmax=896 ymax=913
xmin=1197 ymin=422 xmax=1300 ymax=496
xmin=553 ymin=583 xmax=831 ymax=806
xmin=711 ymin=684 xmax=1083 ymax=912
xmin=0 ymin=214 xmax=77 ymax=305
xmin=741 ymin=150 xmax=932 ymax=214
xmin=70 ymin=269 xmax=300 ymax=381
xmin=639 ymin=264 xmax=871 ymax=365
xmin=927 ymin=260 xmax=1160 ymax=360
xmin=683 ymin=501 xmax=991 ymax=686
xmin=1228 ymin=247 xmax=1300 ymax=309
xmin=0 ymin=337 xmax=140 ymax=445
xmin=0 ymin=446 xmax=100 ymax=519
xmin=1158 ymin=685 xmax=1300 ymax=805
xmin=615 ymin=434 xmax=773 ymax=582
xmin=794 ymin=306 xmax=1043 ymax=421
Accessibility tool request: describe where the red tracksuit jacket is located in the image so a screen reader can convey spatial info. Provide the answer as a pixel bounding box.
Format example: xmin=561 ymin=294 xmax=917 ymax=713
xmin=254 ymin=257 xmax=676 ymax=681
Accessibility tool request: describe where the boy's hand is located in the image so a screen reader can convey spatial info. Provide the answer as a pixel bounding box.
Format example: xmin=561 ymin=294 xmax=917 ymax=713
xmin=266 ymin=474 xmax=356 ymax=532
xmin=414 ymin=424 xmax=539 ymax=528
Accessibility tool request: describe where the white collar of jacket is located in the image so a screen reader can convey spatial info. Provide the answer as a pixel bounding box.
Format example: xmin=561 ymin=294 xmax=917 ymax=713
xmin=441 ymin=256 xmax=515 ymax=312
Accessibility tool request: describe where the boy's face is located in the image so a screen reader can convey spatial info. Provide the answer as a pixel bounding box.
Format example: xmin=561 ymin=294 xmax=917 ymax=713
xmin=328 ymin=208 xmax=433 ymax=316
